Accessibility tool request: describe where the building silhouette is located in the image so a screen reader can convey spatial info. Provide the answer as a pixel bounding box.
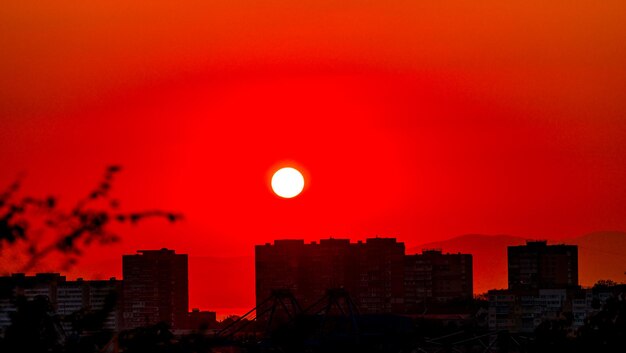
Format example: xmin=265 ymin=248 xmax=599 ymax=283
xmin=186 ymin=308 xmax=217 ymax=330
xmin=0 ymin=273 xmax=121 ymax=333
xmin=256 ymin=238 xmax=406 ymax=315
xmin=255 ymin=238 xmax=473 ymax=316
xmin=489 ymin=241 xmax=583 ymax=332
xmin=404 ymin=249 xmax=473 ymax=311
xmin=122 ymin=248 xmax=188 ymax=329
xmin=508 ymin=240 xmax=578 ymax=290
xmin=0 ymin=249 xmax=208 ymax=334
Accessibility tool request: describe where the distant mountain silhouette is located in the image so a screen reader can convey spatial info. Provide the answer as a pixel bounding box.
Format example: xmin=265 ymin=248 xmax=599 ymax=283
xmin=410 ymin=232 xmax=626 ymax=294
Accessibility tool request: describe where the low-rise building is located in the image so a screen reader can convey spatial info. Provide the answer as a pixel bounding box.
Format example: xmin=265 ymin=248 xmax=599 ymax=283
xmin=0 ymin=274 xmax=122 ymax=334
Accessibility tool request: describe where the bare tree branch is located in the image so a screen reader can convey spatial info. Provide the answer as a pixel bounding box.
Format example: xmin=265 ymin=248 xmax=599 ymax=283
xmin=0 ymin=166 xmax=183 ymax=273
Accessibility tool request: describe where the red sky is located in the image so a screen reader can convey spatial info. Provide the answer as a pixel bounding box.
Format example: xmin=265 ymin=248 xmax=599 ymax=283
xmin=2 ymin=1 xmax=626 ymax=315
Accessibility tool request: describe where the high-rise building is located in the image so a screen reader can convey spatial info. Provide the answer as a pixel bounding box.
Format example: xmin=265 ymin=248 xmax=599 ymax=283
xmin=489 ymin=241 xmax=583 ymax=333
xmin=122 ymin=248 xmax=188 ymax=329
xmin=507 ymin=241 xmax=578 ymax=290
xmin=255 ymin=238 xmax=406 ymax=315
xmin=404 ymin=249 xmax=473 ymax=311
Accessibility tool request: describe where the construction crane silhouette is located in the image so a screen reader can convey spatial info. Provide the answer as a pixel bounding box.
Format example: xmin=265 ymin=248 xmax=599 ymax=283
xmin=214 ymin=288 xmax=530 ymax=352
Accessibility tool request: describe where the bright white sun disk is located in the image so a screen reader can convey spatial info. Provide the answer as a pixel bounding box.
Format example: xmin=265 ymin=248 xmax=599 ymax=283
xmin=271 ymin=167 xmax=304 ymax=198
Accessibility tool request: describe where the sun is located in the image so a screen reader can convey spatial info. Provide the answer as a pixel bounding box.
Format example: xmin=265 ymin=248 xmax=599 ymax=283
xmin=271 ymin=167 xmax=305 ymax=198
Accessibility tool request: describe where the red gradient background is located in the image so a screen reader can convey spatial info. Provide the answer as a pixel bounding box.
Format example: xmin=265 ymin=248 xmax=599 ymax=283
xmin=2 ymin=1 xmax=626 ymax=315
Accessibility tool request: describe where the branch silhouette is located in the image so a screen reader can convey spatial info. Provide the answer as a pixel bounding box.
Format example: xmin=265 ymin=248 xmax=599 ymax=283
xmin=0 ymin=165 xmax=183 ymax=272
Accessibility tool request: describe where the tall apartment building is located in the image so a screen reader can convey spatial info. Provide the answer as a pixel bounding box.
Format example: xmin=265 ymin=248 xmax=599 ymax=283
xmin=255 ymin=238 xmax=406 ymax=315
xmin=489 ymin=241 xmax=583 ymax=332
xmin=122 ymin=248 xmax=188 ymax=329
xmin=508 ymin=241 xmax=578 ymax=290
xmin=404 ymin=249 xmax=473 ymax=311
